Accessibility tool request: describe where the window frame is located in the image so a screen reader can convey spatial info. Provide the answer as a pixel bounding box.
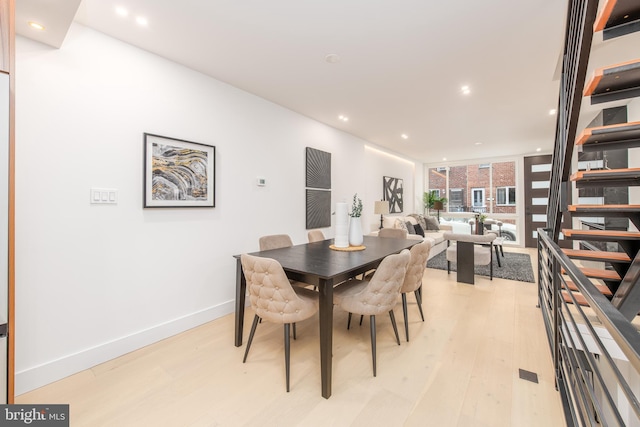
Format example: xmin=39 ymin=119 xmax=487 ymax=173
xmin=496 ymin=186 xmax=516 ymax=206
xmin=472 ymin=188 xmax=485 ymax=207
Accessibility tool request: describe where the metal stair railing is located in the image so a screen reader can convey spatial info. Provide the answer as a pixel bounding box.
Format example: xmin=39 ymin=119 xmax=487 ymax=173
xmin=538 ymin=228 xmax=640 ymax=426
xmin=548 ymin=0 xmax=598 ymax=240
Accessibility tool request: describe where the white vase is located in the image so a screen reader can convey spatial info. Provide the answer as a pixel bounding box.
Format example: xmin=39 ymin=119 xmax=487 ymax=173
xmin=334 ymin=202 xmax=350 ymax=248
xmin=349 ymin=216 xmax=363 ymax=246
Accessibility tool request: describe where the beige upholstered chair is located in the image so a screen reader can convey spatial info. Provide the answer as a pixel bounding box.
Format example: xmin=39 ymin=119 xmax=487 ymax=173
xmin=259 ymin=234 xmax=294 ymax=251
xmin=240 ymin=254 xmax=318 ymax=392
xmin=258 ymin=234 xmax=314 ymax=289
xmin=484 ymin=219 xmax=505 ymax=264
xmin=399 ymin=239 xmax=432 ymax=341
xmin=443 ymin=232 xmax=496 ymax=283
xmin=333 ymin=249 xmax=411 ymax=377
xmin=307 ymin=230 xmax=325 ymax=243
xmin=378 ymin=228 xmax=408 ymax=239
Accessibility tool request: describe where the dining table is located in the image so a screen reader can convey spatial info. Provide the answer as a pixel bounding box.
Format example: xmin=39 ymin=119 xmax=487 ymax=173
xmin=233 ymin=235 xmax=418 ymax=398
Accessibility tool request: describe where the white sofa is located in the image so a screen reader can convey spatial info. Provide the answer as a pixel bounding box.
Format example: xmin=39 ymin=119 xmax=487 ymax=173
xmin=369 ymin=214 xmax=452 ymax=260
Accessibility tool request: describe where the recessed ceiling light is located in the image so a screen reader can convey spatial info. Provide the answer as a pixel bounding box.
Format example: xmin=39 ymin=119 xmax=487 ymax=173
xmin=28 ymin=21 xmax=45 ymax=31
xmin=136 ymin=16 xmax=148 ymax=26
xmin=461 ymin=85 xmax=471 ymax=95
xmin=475 ymin=142 xmax=482 ymax=145
xmin=549 ymin=109 xmax=557 ymax=115
xmin=443 ymin=157 xmax=447 ymax=161
xmin=536 ymin=148 xmax=542 ymax=152
xmin=115 ymin=7 xmax=129 ymax=17
xmin=401 ymin=134 xmax=408 ymax=140
xmin=338 ymin=115 xmax=348 ymax=122
xmin=325 ymin=54 xmax=341 ymax=64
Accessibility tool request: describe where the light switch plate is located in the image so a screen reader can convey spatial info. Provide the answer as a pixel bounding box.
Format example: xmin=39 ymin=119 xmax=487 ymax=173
xmin=91 ymin=188 xmax=118 ymax=204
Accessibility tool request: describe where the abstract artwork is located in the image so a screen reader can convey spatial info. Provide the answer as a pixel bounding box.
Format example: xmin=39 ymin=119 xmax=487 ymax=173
xmin=306 ymin=147 xmax=331 ymax=228
xmin=306 ymin=147 xmax=331 ymax=189
xmin=383 ymin=176 xmax=403 ymax=213
xmin=306 ymin=189 xmax=331 ymax=229
xmin=143 ymin=133 xmax=215 ymax=208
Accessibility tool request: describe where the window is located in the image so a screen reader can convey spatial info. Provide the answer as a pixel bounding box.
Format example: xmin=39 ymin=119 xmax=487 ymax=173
xmin=472 ymin=188 xmax=485 ymax=207
xmin=449 ymin=189 xmax=464 ymax=212
xmin=429 ymin=189 xmax=440 ymax=198
xmin=496 ymin=186 xmax=516 ymax=205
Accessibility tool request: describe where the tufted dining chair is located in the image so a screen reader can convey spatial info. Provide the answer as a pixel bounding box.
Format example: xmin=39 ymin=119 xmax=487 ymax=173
xmin=307 ymin=230 xmax=325 ymax=243
xmin=240 ymin=254 xmax=318 ymax=392
xmin=333 ymin=249 xmax=411 ymax=377
xmin=378 ymin=228 xmax=408 ymax=239
xmin=259 ymin=234 xmax=294 ymax=251
xmin=258 ymin=234 xmax=315 ymax=289
xmin=399 ymin=239 xmax=432 ymax=342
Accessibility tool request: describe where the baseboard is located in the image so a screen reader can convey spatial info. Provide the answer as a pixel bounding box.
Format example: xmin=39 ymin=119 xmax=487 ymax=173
xmin=15 ymin=300 xmax=235 ymax=396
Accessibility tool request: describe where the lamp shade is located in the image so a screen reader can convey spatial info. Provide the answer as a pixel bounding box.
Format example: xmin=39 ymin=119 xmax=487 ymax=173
xmin=374 ymin=200 xmax=390 ymax=215
xmin=433 ymin=201 xmax=444 ymax=211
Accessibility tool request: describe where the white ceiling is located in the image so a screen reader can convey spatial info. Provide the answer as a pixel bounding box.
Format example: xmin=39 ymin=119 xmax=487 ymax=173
xmin=16 ymin=0 xmax=571 ymax=163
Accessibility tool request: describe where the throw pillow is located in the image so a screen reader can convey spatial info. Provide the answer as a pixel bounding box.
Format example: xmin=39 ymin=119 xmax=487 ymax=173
xmin=408 ymin=213 xmax=427 ymax=231
xmin=405 ymin=221 xmax=416 ymax=235
xmin=394 ymin=219 xmax=408 ymax=231
xmin=424 ymin=216 xmax=440 ymax=231
xmin=413 ymin=223 xmax=425 ymax=237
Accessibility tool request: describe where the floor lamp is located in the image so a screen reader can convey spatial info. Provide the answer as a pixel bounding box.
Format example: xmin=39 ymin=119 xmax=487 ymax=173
xmin=433 ymin=201 xmax=443 ymax=222
xmin=374 ymin=200 xmax=390 ymax=229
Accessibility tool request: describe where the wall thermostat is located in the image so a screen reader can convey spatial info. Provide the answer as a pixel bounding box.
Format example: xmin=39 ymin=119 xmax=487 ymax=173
xmin=257 ymin=177 xmax=266 ymax=186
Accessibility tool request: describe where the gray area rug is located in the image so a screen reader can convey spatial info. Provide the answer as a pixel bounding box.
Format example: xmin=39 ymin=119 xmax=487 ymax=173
xmin=427 ymin=250 xmax=535 ymax=283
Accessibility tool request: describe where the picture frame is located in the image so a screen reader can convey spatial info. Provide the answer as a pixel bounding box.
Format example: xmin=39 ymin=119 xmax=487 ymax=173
xmin=143 ymin=133 xmax=215 ymax=208
xmin=383 ymin=176 xmax=403 ymax=213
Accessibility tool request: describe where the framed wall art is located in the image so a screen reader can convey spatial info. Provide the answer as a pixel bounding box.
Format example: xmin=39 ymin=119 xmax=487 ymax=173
xmin=143 ymin=133 xmax=215 ymax=208
xmin=305 ymin=147 xmax=331 ymax=229
xmin=383 ymin=176 xmax=403 ymax=213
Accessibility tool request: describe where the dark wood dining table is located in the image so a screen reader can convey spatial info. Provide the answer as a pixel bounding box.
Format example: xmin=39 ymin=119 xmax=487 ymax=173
xmin=233 ymin=235 xmax=417 ymax=398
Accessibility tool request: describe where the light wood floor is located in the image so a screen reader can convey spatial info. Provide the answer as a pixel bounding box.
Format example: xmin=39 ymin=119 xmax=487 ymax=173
xmin=17 ymin=248 xmax=564 ymax=426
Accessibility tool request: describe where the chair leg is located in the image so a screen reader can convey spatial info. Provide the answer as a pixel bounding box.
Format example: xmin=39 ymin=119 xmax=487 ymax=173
xmin=401 ymin=293 xmax=409 ymax=342
xmin=447 ymin=260 xmax=451 ymax=274
xmin=293 ymin=322 xmax=297 ymax=340
xmin=414 ymin=289 xmax=425 ymax=322
xmin=370 ymin=315 xmax=377 ymax=377
xmin=284 ymin=323 xmax=291 ymax=392
xmin=494 ymin=245 xmax=502 ymax=267
xmin=243 ymin=315 xmax=260 ymax=363
xmin=389 ymin=310 xmax=400 ymax=345
xmin=490 ymin=246 xmax=493 ymax=280
xmin=500 ymin=244 xmax=504 ymax=257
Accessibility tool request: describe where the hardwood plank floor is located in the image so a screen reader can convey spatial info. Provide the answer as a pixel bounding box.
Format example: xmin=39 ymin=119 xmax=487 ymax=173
xmin=17 ymin=248 xmax=564 ymax=426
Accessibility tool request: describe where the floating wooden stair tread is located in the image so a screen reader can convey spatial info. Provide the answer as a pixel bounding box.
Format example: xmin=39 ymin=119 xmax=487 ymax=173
xmin=583 ymin=59 xmax=640 ymax=103
xmin=569 ymin=204 xmax=640 ymax=214
xmin=562 ymin=267 xmax=621 ymax=281
xmin=562 ymin=291 xmax=589 ymax=307
xmin=570 ymin=168 xmax=640 ymax=186
xmin=562 ymin=248 xmax=631 ymax=263
xmin=563 ymin=229 xmax=640 ymax=241
xmin=575 ymin=121 xmax=640 ymax=151
xmin=594 ymin=0 xmax=640 ymax=39
xmin=564 ymin=279 xmax=613 ymax=297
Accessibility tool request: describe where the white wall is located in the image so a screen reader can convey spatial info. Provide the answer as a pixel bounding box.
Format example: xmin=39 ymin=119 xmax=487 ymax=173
xmin=15 ymin=24 xmax=422 ymax=394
